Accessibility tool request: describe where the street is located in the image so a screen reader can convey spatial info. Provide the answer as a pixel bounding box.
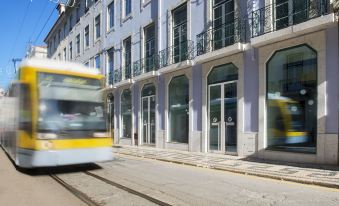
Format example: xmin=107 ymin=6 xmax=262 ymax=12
xmin=1 ymin=149 xmax=339 ymax=206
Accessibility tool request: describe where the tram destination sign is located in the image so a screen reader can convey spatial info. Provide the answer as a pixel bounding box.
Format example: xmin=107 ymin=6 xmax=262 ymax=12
xmin=38 ymin=73 xmax=101 ymax=87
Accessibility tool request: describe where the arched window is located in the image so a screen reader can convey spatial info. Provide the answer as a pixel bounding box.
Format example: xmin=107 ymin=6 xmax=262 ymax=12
xmin=266 ymin=44 xmax=317 ymax=153
xmin=142 ymin=84 xmax=156 ymax=97
xmin=168 ymin=75 xmax=189 ymax=143
xmin=208 ymin=63 xmax=238 ymax=85
xmin=121 ymin=89 xmax=132 ymax=138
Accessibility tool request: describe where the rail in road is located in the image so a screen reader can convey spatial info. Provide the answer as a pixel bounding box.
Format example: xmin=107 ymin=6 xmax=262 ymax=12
xmin=51 ymin=171 xmax=172 ymax=206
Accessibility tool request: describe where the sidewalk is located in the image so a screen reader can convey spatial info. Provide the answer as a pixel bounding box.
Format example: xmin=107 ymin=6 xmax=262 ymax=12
xmin=112 ymin=145 xmax=339 ymax=189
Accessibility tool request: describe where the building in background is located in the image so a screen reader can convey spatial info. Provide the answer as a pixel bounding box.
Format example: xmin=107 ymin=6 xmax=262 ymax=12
xmin=45 ymin=0 xmax=339 ymax=165
xmin=26 ymin=45 xmax=47 ymax=58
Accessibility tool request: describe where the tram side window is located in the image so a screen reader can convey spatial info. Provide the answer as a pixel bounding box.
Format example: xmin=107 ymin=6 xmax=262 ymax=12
xmin=19 ymin=84 xmax=32 ymax=134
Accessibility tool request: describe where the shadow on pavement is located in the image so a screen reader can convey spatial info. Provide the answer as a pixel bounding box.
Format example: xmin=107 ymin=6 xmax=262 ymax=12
xmin=16 ymin=163 xmax=103 ymax=176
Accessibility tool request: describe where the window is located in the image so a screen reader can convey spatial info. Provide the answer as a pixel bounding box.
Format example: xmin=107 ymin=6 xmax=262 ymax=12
xmin=84 ymin=25 xmax=89 ymax=48
xmin=173 ymin=4 xmax=187 ymax=63
xmin=76 ymin=34 xmax=80 ymax=54
xmin=69 ymin=42 xmax=73 ymax=60
xmin=144 ymin=23 xmax=156 ymax=72
xmin=107 ymin=1 xmax=114 ymax=29
xmin=63 ymin=23 xmax=67 ymax=37
xmin=63 ymin=48 xmax=66 ymax=60
xmin=213 ymin=0 xmax=235 ymax=49
xmin=123 ymin=37 xmax=131 ymax=79
xmin=95 ymin=14 xmax=101 ymax=39
xmin=107 ymin=47 xmax=114 ymax=73
xmin=266 ymin=45 xmax=317 ymax=153
xmin=95 ymin=55 xmax=101 ymax=69
xmin=85 ymin=0 xmax=89 ymax=12
xmin=168 ymin=75 xmax=189 ymax=143
xmin=121 ymin=89 xmax=132 ymax=138
xmin=58 ymin=29 xmax=62 ymax=42
xmin=69 ymin=14 xmax=73 ymax=31
xmin=124 ymin=0 xmax=131 ymax=16
xmin=76 ymin=4 xmax=81 ymax=23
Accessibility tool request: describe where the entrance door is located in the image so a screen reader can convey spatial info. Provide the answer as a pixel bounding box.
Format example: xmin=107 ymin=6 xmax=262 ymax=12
xmin=142 ymin=95 xmax=155 ymax=144
xmin=209 ymin=81 xmax=237 ymax=153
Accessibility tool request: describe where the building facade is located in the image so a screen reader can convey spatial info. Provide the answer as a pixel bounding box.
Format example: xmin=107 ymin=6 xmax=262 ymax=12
xmin=45 ymin=0 xmax=339 ymax=165
xmin=26 ymin=45 xmax=48 ymax=58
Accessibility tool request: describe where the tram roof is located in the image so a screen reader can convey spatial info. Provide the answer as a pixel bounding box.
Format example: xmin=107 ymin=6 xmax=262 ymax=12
xmin=20 ymin=58 xmax=101 ymax=75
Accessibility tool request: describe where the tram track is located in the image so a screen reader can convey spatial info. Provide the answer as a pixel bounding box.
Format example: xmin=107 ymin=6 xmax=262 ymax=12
xmin=51 ymin=171 xmax=172 ymax=206
xmin=50 ymin=174 xmax=100 ymax=206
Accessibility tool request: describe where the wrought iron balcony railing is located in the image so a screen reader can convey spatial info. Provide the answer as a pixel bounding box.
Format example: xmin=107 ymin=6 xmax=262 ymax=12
xmin=251 ymin=0 xmax=330 ymax=38
xmin=196 ymin=18 xmax=245 ymax=56
xmin=111 ymin=64 xmax=131 ymax=84
xmin=133 ymin=54 xmax=159 ymax=77
xmin=113 ymin=69 xmax=121 ymax=84
xmin=109 ymin=71 xmax=114 ymax=85
xmin=158 ymin=40 xmax=195 ymax=68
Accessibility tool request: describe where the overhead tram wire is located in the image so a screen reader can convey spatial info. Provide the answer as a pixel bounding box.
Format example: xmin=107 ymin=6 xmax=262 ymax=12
xmin=7 ymin=0 xmax=32 ymax=64
xmin=33 ymin=4 xmax=57 ymax=44
xmin=28 ymin=0 xmax=49 ymax=44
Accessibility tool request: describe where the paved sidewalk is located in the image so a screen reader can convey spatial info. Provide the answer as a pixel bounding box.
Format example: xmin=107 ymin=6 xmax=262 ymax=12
xmin=112 ymin=145 xmax=339 ymax=189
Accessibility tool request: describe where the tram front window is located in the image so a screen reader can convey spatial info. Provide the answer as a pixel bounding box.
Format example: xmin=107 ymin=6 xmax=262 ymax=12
xmin=37 ymin=73 xmax=106 ymax=136
xmin=38 ymin=100 xmax=106 ymax=132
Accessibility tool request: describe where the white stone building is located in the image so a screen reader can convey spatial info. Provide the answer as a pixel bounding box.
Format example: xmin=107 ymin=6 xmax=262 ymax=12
xmin=45 ymin=0 xmax=339 ymax=165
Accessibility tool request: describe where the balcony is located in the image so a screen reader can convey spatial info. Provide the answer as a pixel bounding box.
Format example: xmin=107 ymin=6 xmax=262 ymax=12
xmin=196 ymin=18 xmax=246 ymax=57
xmin=158 ymin=40 xmax=195 ymax=74
xmin=112 ymin=65 xmax=132 ymax=87
xmin=250 ymin=0 xmax=333 ymax=46
xmin=132 ymin=55 xmax=159 ymax=81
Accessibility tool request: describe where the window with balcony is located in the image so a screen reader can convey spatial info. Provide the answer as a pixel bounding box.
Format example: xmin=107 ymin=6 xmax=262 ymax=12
xmin=95 ymin=14 xmax=101 ymax=39
xmin=63 ymin=48 xmax=66 ymax=60
xmin=123 ymin=37 xmax=132 ymax=79
xmin=76 ymin=3 xmax=81 ymax=23
xmin=251 ymin=0 xmax=329 ymax=37
xmin=107 ymin=48 xmax=114 ymax=84
xmin=76 ymin=34 xmax=80 ymax=54
xmin=144 ymin=23 xmax=156 ymax=72
xmin=69 ymin=41 xmax=72 ymax=59
xmin=173 ymin=4 xmax=187 ymax=63
xmin=84 ymin=25 xmax=90 ymax=48
xmin=95 ymin=54 xmax=101 ymax=69
xmin=69 ymin=14 xmax=73 ymax=31
xmin=213 ymin=0 xmax=235 ymax=50
xmin=108 ymin=1 xmax=114 ymax=30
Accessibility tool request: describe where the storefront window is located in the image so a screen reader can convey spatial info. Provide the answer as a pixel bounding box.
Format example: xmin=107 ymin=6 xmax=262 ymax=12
xmin=266 ymin=45 xmax=317 ymax=153
xmin=121 ymin=89 xmax=132 ymax=138
xmin=169 ymin=75 xmax=189 ymax=143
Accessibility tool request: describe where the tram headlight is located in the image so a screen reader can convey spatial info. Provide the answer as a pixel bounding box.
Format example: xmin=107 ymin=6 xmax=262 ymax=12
xmin=37 ymin=133 xmax=58 ymax=139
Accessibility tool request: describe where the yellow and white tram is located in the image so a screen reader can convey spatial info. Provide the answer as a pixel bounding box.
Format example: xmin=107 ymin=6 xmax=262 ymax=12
xmin=0 ymin=58 xmax=113 ymax=168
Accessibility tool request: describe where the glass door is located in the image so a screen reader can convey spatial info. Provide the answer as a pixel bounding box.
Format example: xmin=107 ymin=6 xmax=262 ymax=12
xmin=142 ymin=95 xmax=156 ymax=145
xmin=208 ymin=81 xmax=237 ymax=153
xmin=224 ymin=82 xmax=237 ymax=152
xmin=209 ymin=84 xmax=222 ymax=151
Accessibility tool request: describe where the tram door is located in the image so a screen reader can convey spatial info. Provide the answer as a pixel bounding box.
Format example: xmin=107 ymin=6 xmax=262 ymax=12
xmin=142 ymin=95 xmax=155 ymax=144
xmin=209 ymin=81 xmax=237 ymax=153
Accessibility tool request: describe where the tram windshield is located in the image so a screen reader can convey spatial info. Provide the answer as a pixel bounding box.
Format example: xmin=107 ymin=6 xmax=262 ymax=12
xmin=37 ymin=73 xmax=106 ymax=132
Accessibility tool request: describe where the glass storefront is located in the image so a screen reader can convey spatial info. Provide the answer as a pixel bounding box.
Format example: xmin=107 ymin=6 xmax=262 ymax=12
xmin=169 ymin=75 xmax=189 ymax=143
xmin=266 ymin=45 xmax=317 ymax=153
xmin=208 ymin=64 xmax=238 ymax=153
xmin=121 ymin=89 xmax=132 ymax=138
xmin=142 ymin=84 xmax=156 ymax=145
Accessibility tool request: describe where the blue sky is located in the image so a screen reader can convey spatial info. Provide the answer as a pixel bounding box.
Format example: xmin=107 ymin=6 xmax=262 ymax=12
xmin=0 ymin=0 xmax=59 ymax=90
